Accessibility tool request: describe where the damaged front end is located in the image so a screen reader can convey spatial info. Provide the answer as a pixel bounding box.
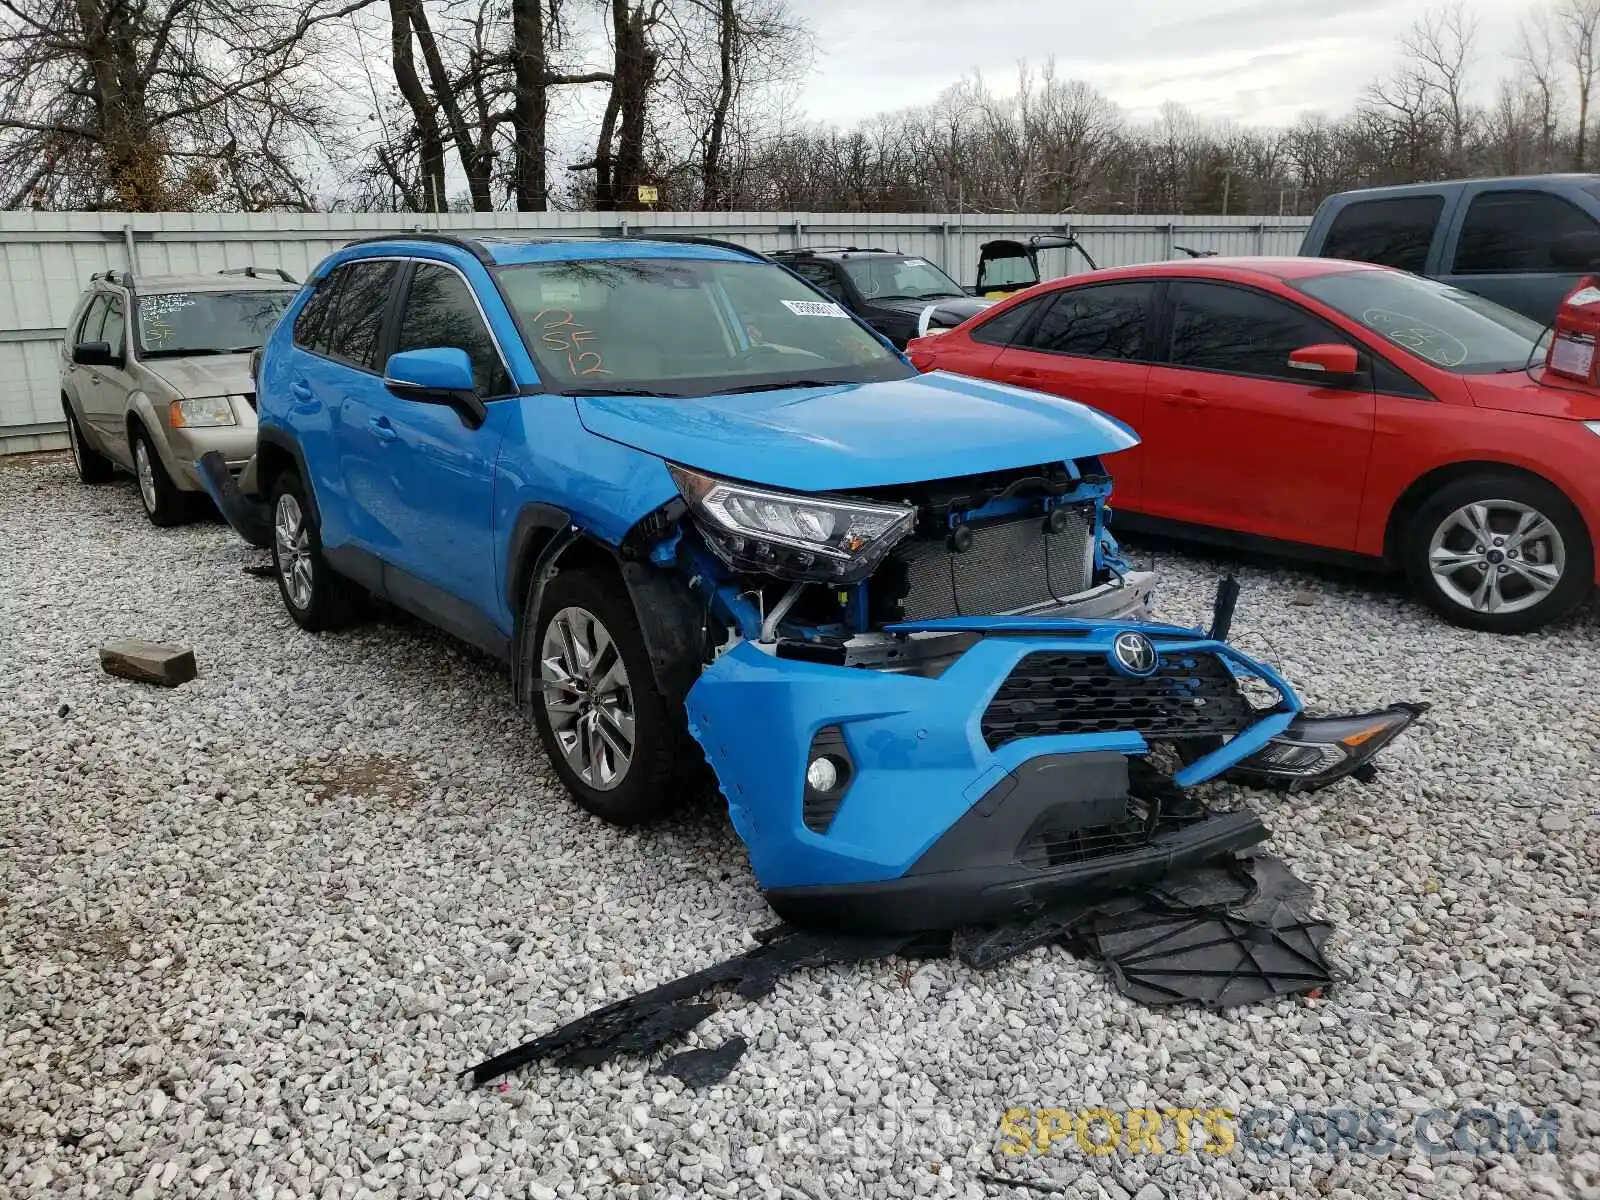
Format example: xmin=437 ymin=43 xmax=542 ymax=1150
xmin=640 ymin=454 xmax=1422 ymax=933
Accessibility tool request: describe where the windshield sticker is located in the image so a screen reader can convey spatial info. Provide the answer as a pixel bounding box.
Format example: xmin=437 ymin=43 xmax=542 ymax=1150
xmin=903 ymin=258 xmax=929 ymax=268
xmin=781 ymin=299 xmax=850 ymax=319
xmin=138 ymin=294 xmax=197 ymax=346
xmin=533 ymin=307 xmax=610 ymax=376
xmin=1359 ymin=307 xmax=1469 ymax=368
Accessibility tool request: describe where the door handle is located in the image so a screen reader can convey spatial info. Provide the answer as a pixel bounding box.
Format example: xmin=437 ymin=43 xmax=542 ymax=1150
xmin=1158 ymin=390 xmax=1207 ymax=408
xmin=1012 ymin=366 xmax=1041 ymax=379
xmin=290 ymin=380 xmax=313 ymax=401
xmin=368 ymin=416 xmax=398 ymax=443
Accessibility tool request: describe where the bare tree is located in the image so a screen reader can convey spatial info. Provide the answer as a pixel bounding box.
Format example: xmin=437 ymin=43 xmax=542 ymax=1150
xmin=1519 ymin=8 xmax=1564 ymax=169
xmin=1553 ymin=0 xmax=1600 ymax=167
xmin=0 ymin=0 xmax=374 ymax=210
xmin=1402 ymin=2 xmax=1480 ymax=172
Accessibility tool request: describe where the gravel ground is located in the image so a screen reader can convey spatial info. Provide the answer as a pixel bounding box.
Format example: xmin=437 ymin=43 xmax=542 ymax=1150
xmin=2 ymin=451 xmax=1596 ymax=1200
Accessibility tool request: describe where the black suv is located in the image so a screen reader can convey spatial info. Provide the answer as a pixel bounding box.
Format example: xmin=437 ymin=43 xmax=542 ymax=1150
xmin=770 ymin=247 xmax=993 ymax=347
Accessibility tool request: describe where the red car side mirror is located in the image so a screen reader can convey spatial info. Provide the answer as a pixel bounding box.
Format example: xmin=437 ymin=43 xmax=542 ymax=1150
xmin=1288 ymin=343 xmax=1361 ymax=377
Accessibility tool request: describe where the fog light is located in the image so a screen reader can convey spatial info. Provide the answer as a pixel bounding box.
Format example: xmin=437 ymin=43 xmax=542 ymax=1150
xmin=806 ymin=756 xmax=841 ymax=793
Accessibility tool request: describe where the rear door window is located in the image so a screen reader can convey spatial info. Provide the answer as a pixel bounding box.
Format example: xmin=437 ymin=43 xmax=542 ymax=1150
xmin=394 ymin=263 xmax=512 ymax=396
xmin=1168 ymin=281 xmax=1344 ymax=381
xmin=970 ymin=294 xmax=1049 ymax=347
xmin=293 ymin=269 xmax=344 ymax=353
xmin=321 ymin=260 xmax=400 ymax=371
xmin=1018 ymin=282 xmax=1154 ymax=361
xmin=1321 ymin=196 xmax=1443 ymax=273
xmin=1452 ymin=190 xmax=1600 ymax=273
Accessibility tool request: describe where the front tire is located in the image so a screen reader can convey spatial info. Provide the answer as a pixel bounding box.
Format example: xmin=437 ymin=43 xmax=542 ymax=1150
xmin=269 ymin=470 xmax=362 ymax=632
xmin=131 ymin=423 xmax=197 ymax=526
xmin=65 ymin=402 xmax=114 ymax=484
xmin=526 ymin=567 xmax=685 ymax=825
xmin=1404 ymin=473 xmax=1592 ymax=633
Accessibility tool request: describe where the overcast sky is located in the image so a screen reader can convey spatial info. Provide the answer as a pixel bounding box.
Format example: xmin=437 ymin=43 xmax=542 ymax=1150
xmin=794 ymin=0 xmax=1530 ymax=128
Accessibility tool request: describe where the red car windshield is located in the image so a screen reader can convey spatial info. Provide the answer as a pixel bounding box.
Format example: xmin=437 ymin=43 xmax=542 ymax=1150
xmin=1291 ymin=270 xmax=1551 ymax=374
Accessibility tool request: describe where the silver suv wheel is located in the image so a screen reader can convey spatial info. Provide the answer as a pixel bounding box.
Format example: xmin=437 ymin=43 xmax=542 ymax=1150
xmin=274 ymin=492 xmax=314 ymax=611
xmin=134 ymin=437 xmax=159 ymax=514
xmin=540 ymin=605 xmax=635 ymax=791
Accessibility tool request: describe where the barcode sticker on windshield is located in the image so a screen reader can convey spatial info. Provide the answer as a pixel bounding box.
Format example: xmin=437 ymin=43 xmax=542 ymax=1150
xmin=782 ymin=299 xmax=850 ymax=318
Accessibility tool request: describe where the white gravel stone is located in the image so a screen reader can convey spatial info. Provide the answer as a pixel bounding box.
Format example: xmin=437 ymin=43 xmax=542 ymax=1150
xmin=2 ymin=453 xmax=1597 ymax=1200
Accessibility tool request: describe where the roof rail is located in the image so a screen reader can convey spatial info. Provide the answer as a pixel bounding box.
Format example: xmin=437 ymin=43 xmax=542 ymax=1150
xmin=90 ymin=268 xmax=136 ymax=293
xmin=772 ymin=245 xmax=893 ymax=256
xmin=340 ymin=231 xmax=496 ymax=266
xmin=622 ymin=233 xmax=769 ymax=262
xmin=219 ymin=266 xmax=299 ymax=284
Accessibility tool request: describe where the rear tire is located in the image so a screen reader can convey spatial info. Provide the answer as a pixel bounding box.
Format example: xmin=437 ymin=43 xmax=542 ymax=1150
xmin=131 ymin=423 xmax=198 ymax=526
xmin=64 ymin=403 xmax=114 ymax=484
xmin=1404 ymin=472 xmax=1592 ymax=634
xmin=269 ymin=469 xmax=362 ymax=632
xmin=525 ymin=566 xmax=686 ymax=825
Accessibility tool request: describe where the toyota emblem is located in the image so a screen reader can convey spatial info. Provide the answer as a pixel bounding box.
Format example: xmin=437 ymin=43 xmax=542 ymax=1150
xmin=1110 ymin=631 xmax=1159 ymax=677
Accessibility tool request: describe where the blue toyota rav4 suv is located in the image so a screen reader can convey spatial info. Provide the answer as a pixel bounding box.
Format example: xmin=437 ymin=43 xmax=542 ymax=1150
xmin=214 ymin=232 xmax=1418 ymax=931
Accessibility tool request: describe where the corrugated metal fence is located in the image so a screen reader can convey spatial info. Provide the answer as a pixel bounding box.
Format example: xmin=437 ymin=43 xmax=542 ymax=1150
xmin=0 ymin=211 xmax=1311 ymax=454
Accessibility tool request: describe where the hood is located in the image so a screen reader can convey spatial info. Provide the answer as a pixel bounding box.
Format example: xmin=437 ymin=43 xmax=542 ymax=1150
xmin=1466 ymin=369 xmax=1600 ymax=420
xmin=141 ymin=353 xmax=255 ymax=398
xmin=575 ymin=370 xmax=1139 ymax=493
xmin=869 ymin=295 xmax=996 ymax=333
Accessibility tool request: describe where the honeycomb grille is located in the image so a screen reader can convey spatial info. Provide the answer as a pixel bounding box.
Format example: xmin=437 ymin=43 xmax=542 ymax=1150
xmin=981 ymin=649 xmax=1256 ymax=750
xmin=896 ymin=508 xmax=1094 ymax=621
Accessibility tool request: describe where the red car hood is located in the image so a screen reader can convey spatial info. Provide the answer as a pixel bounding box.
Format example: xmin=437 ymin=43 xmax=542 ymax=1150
xmin=1465 ymin=370 xmax=1600 ymax=420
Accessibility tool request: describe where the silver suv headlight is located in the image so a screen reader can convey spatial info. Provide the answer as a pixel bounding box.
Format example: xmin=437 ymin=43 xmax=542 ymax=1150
xmin=668 ymin=464 xmax=915 ymax=583
xmin=169 ymin=397 xmax=237 ymax=428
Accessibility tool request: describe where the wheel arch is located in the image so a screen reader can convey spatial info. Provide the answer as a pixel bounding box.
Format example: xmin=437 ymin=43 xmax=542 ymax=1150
xmin=506 ymin=502 xmax=703 ymax=711
xmin=1382 ymin=459 xmax=1593 ymax=565
xmin=253 ymin=428 xmax=318 ymax=523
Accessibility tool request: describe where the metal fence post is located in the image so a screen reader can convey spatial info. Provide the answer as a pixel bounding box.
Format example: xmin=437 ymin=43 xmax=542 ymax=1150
xmin=792 ymin=220 xmax=803 ymax=248
xmin=122 ymin=223 xmax=139 ymax=274
xmin=1254 ymin=222 xmax=1266 ymax=255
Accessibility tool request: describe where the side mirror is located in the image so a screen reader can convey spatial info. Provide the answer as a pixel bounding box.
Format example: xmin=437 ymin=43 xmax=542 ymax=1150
xmin=1288 ymin=343 xmax=1361 ymax=379
xmin=1550 ymin=229 xmax=1600 ymax=271
xmin=73 ymin=341 xmax=114 ymax=367
xmin=383 ymin=347 xmax=487 ymax=429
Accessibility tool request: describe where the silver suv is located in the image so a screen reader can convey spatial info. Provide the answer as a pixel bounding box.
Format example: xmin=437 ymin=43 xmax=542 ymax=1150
xmin=60 ymin=268 xmax=299 ymax=524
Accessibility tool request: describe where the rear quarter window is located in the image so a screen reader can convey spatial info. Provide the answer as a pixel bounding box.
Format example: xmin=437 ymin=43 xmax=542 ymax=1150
xmin=1320 ymin=196 xmax=1444 ymax=274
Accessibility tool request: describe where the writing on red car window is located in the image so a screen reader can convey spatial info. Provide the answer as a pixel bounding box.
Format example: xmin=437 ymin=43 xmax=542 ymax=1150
xmin=1359 ymin=307 xmax=1469 ymax=367
xmin=534 ymin=308 xmax=610 ymax=376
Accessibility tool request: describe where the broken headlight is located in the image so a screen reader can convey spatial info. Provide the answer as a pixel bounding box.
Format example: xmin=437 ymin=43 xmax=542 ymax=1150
xmin=669 ymin=464 xmax=915 ymax=584
xmin=1229 ymin=703 xmax=1427 ymax=793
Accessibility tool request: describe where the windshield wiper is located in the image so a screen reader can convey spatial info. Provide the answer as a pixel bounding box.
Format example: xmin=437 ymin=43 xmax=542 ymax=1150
xmin=702 ymin=379 xmax=843 ymax=395
xmin=561 ymin=386 xmax=689 ymax=398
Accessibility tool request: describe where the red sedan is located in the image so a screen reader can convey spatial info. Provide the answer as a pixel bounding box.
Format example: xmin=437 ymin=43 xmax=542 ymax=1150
xmin=907 ymin=257 xmax=1600 ymax=633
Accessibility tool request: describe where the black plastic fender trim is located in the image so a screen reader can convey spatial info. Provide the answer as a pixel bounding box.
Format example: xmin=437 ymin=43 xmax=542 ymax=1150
xmin=507 ymin=507 xmax=704 ymax=712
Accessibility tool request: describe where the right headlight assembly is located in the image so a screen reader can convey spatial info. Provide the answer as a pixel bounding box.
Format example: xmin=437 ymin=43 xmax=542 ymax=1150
xmin=668 ymin=463 xmax=915 ymax=584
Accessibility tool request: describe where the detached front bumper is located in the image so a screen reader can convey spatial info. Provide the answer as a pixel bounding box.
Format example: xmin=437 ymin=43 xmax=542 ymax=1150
xmin=685 ymin=615 xmax=1302 ymax=930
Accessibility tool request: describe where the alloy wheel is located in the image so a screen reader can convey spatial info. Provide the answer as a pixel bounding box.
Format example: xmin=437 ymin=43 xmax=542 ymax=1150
xmin=1427 ymin=499 xmax=1566 ymax=616
xmin=134 ymin=438 xmax=158 ymax=513
xmin=540 ymin=605 xmax=636 ymax=791
xmin=274 ymin=492 xmax=314 ymax=611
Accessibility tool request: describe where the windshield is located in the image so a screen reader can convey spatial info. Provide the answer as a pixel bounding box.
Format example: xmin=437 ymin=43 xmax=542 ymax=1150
xmin=495 ymin=257 xmax=913 ymax=397
xmin=135 ymin=290 xmax=294 ymax=358
xmin=838 ymin=256 xmax=965 ymax=301
xmin=1291 ymin=270 xmax=1551 ymax=373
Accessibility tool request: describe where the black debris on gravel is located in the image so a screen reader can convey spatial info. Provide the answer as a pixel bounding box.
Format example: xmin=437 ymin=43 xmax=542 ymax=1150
xmin=653 ymin=1036 xmax=749 ymax=1087
xmin=468 ymin=856 xmax=1333 ymax=1087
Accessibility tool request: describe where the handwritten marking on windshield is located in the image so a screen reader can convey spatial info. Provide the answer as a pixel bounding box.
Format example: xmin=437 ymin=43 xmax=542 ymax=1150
xmin=1360 ymin=307 xmax=1468 ymax=367
xmin=534 ymin=307 xmax=611 ymax=376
